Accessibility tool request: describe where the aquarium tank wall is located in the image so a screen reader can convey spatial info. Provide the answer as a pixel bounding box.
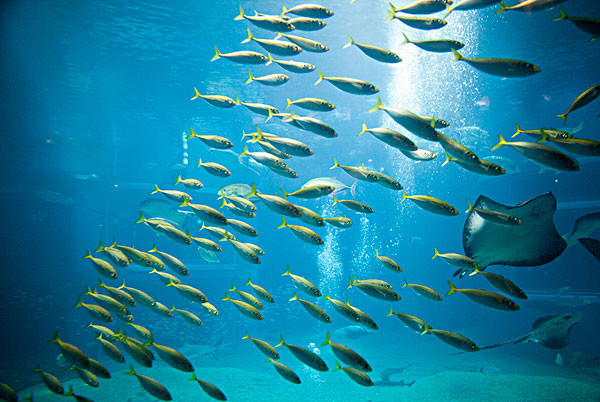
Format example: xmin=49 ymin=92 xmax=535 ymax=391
xmin=1 ymin=0 xmax=599 ymax=401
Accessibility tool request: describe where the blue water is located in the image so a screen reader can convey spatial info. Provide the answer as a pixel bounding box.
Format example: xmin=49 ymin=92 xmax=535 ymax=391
xmin=1 ymin=0 xmax=600 ymax=401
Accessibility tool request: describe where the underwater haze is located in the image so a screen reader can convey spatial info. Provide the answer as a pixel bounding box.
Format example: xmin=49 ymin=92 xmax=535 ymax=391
xmin=1 ymin=0 xmax=600 ymax=401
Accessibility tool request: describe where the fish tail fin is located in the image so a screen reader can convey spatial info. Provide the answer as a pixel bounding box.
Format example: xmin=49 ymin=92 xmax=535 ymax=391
xmin=386 ymin=8 xmax=396 ymax=22
xmin=241 ymin=28 xmax=253 ymax=44
xmin=266 ymin=52 xmax=274 ymax=66
xmin=442 ymin=151 xmax=456 ymax=167
xmin=451 ymin=48 xmax=463 ymax=61
xmin=343 ymin=34 xmax=354 ymax=49
xmin=323 ymin=292 xmax=331 ymax=301
xmin=190 ymin=87 xmax=201 ymax=101
xmin=179 ymin=198 xmax=190 ymax=208
xmin=185 ymin=126 xmax=198 ymax=139
xmin=188 ymin=372 xmax=197 ymax=382
xmin=285 ymin=98 xmax=292 ymax=110
xmin=241 ymin=330 xmax=251 ymax=340
xmin=97 ymin=279 xmax=105 ymax=288
xmin=402 ymin=278 xmax=408 ymax=288
xmin=496 ymin=2 xmax=508 ymax=14
xmin=401 ymin=189 xmax=408 ymax=203
xmin=148 ymin=268 xmax=158 ymax=275
xmin=491 ymin=133 xmax=508 ymax=151
xmin=289 ymin=291 xmax=299 ymax=302
xmin=333 ymin=360 xmax=342 ymax=372
xmin=239 ymin=145 xmax=249 ymax=157
xmin=229 ymin=283 xmax=237 ymax=292
xmin=280 ymin=189 xmax=289 ymax=199
xmin=314 ymin=69 xmax=325 ymax=86
xmin=386 ymin=305 xmax=394 ymax=317
xmin=174 ymin=174 xmax=182 ymax=185
xmin=357 ymin=123 xmax=368 ymax=136
xmin=446 ymin=280 xmax=458 ymax=296
xmin=82 ymin=249 xmax=92 ymax=259
xmin=281 ymin=5 xmax=288 ymax=15
xmin=281 ymin=264 xmax=291 ymax=276
xmin=275 ymin=333 xmax=285 ymax=347
xmin=367 ymin=96 xmax=382 ymax=112
xmin=245 ymin=277 xmax=252 ymax=286
xmin=221 ymin=293 xmax=231 ymax=301
xmin=48 ymin=331 xmax=60 ymax=344
xmin=34 ymin=363 xmax=41 ymax=373
xmin=537 ymin=128 xmax=549 ymax=143
xmin=266 ymin=108 xmax=274 ymax=122
xmin=557 ymin=113 xmax=567 ymax=124
xmin=320 ymin=331 xmax=331 ymax=347
xmin=249 ymin=182 xmax=258 ymax=197
xmin=245 ymin=69 xmax=254 ymax=85
xmin=401 ymin=32 xmax=410 ymax=44
xmin=332 ymin=195 xmax=339 ymax=206
xmin=95 ymin=240 xmax=105 ymax=252
xmin=65 ymin=386 xmax=75 ymax=397
xmin=330 ymin=158 xmax=340 ymax=169
xmin=255 ymin=127 xmax=264 ymax=141
xmin=347 ymin=276 xmax=354 ymax=289
xmin=135 ymin=212 xmax=146 ymax=224
xmin=73 ymin=296 xmax=83 ymax=309
xmin=124 ymin=365 xmax=136 ymax=376
xmin=220 ymin=196 xmax=227 ymax=208
xmin=420 ymin=327 xmax=431 ymax=335
xmin=210 ymin=45 xmax=221 ymax=62
xmin=218 ymin=230 xmax=232 ymax=242
xmin=375 ymin=249 xmax=380 ymax=258
xmin=350 ymin=181 xmax=357 ymax=197
xmin=469 ymin=269 xmax=483 ymax=277
xmin=166 ymin=279 xmax=176 ymax=287
xmin=512 ymin=123 xmax=524 ymax=138
xmin=442 ymin=6 xmax=453 ymax=20
xmin=151 ymin=184 xmax=160 ymax=194
xmin=235 ymin=95 xmax=242 ymax=105
xmin=234 ymin=4 xmax=245 ymax=20
xmin=432 ymin=247 xmax=440 ymax=260
xmin=465 ymin=200 xmax=474 ymax=213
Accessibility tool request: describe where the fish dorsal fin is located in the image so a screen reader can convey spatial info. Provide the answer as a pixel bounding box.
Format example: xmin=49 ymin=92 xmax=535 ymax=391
xmin=532 ymin=315 xmax=557 ymax=330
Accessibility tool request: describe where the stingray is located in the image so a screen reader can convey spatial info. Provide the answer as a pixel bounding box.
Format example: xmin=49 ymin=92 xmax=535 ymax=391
xmin=565 ymin=212 xmax=600 ymax=246
xmin=139 ymin=199 xmax=189 ymax=227
xmin=463 ymin=192 xmax=566 ymax=268
xmin=373 ymin=365 xmax=415 ymax=387
xmin=578 ymin=238 xmax=600 ymax=263
xmin=466 ymin=313 xmax=582 ymax=354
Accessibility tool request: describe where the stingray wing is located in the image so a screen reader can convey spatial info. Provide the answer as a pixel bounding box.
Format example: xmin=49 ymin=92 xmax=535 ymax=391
xmin=463 ymin=192 xmax=566 ymax=267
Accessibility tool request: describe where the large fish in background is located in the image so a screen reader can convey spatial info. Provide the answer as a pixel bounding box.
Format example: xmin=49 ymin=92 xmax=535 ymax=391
xmin=463 ymin=192 xmax=566 ymax=268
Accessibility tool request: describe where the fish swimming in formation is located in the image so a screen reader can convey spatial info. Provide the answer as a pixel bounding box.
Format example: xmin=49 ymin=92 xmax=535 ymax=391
xmin=190 ymin=87 xmax=236 ymax=108
xmin=289 ymin=291 xmax=331 ymax=323
xmin=243 ymin=330 xmax=279 ymax=359
xmin=421 ymin=327 xmax=479 ymax=352
xmin=344 ymin=34 xmax=401 ymax=63
xmin=125 ymin=365 xmax=172 ymax=401
xmin=556 ymin=83 xmax=600 ymax=124
xmin=387 ymin=306 xmax=432 ymax=333
xmin=333 ymin=361 xmax=373 ymax=387
xmin=491 ymin=134 xmax=579 ymax=172
xmin=402 ymin=33 xmax=464 ymax=53
xmin=389 ymin=0 xmax=451 ymax=14
xmin=276 ymin=334 xmax=328 ymax=371
xmin=322 ymin=331 xmax=371 ymax=372
xmin=315 ymin=70 xmax=379 ymax=95
xmin=375 ymin=250 xmax=402 ymax=273
xmin=281 ymin=4 xmax=334 ymax=18
xmin=368 ymin=97 xmax=439 ymax=141
xmin=234 ymin=5 xmax=295 ymax=32
xmin=266 ymin=53 xmax=316 ymax=73
xmin=357 ymin=124 xmax=417 ymax=151
xmin=188 ymin=372 xmax=227 ymax=401
xmin=402 ymin=191 xmax=458 ymax=216
xmin=452 ymin=49 xmax=541 ymax=78
xmin=403 ymin=279 xmax=442 ymax=301
xmin=241 ymin=28 xmax=302 ymax=56
xmin=444 ymin=0 xmax=501 ymax=18
xmin=554 ymin=9 xmax=600 ymax=42
xmin=387 ymin=11 xmax=448 ymax=30
xmin=275 ymin=32 xmax=329 ymax=52
xmin=446 ymin=281 xmax=520 ymax=311
xmin=267 ymin=358 xmax=301 ymax=384
xmin=497 ymin=0 xmax=567 ymax=14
